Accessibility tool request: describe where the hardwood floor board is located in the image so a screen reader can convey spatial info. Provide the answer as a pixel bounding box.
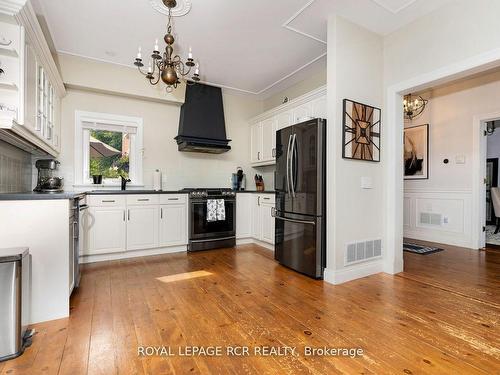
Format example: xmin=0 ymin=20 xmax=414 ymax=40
xmin=2 ymin=244 xmax=499 ymax=374
xmin=212 ymin=252 xmax=457 ymax=375
xmin=57 ymin=273 xmax=95 ymax=375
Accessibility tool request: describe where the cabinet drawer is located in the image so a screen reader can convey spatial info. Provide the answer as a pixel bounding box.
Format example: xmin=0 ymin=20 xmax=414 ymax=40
xmin=259 ymin=194 xmax=276 ymax=205
xmin=88 ymin=195 xmax=126 ymax=207
xmin=159 ymin=194 xmax=187 ymax=205
xmin=126 ymin=194 xmax=159 ymax=205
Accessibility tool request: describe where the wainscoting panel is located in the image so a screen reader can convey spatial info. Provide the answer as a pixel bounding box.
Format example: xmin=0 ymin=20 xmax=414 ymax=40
xmin=403 ymin=189 xmax=473 ymax=248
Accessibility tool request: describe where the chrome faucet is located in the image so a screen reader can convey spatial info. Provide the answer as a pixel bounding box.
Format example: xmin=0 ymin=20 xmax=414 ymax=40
xmin=120 ymin=175 xmax=131 ymax=190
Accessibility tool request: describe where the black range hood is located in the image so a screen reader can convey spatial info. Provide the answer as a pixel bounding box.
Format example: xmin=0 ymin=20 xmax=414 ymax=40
xmin=175 ymin=83 xmax=231 ymax=153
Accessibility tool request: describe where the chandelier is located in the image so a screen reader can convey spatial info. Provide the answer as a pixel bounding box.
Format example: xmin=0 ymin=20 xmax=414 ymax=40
xmin=403 ymin=94 xmax=428 ymax=120
xmin=133 ymin=0 xmax=200 ymax=92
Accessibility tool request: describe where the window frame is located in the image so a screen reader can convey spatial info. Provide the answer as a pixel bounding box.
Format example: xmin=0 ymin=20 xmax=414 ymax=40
xmin=74 ymin=111 xmax=143 ymax=186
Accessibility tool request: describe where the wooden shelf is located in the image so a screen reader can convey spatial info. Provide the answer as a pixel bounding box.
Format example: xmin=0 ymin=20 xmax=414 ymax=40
xmin=0 ymin=46 xmax=18 ymax=58
xmin=0 ymin=82 xmax=18 ymax=91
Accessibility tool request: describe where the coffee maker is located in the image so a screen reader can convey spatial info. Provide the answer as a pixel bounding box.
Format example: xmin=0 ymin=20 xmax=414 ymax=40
xmin=34 ymin=159 xmax=64 ymax=193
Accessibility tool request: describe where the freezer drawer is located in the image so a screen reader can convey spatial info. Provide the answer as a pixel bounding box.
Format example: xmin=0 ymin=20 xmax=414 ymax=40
xmin=274 ymin=214 xmax=325 ymax=279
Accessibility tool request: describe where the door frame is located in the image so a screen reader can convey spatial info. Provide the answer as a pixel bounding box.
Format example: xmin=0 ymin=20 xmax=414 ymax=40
xmin=474 ymin=112 xmax=500 ymax=248
xmin=384 ymin=49 xmax=500 ymax=275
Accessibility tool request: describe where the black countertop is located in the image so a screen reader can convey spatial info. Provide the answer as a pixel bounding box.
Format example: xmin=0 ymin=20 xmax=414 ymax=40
xmin=86 ymin=190 xmax=187 ymax=195
xmin=0 ymin=191 xmax=85 ymax=201
xmin=236 ymin=190 xmax=275 ymax=194
xmin=0 ymin=189 xmax=275 ymax=201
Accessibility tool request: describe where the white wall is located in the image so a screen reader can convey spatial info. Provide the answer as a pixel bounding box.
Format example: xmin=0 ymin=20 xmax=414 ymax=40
xmin=56 ymin=55 xmax=266 ymax=191
xmin=324 ymin=16 xmax=384 ymax=284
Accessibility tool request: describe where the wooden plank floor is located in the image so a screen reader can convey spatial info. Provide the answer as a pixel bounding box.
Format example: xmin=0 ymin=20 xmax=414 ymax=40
xmin=1 ymin=244 xmax=499 ymax=374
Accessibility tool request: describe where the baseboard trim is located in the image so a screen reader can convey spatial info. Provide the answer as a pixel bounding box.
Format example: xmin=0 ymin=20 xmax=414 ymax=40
xmin=403 ymin=231 xmax=474 ymax=249
xmin=236 ymin=237 xmax=274 ymax=251
xmin=324 ymin=260 xmax=384 ymax=285
xmin=79 ymin=245 xmax=187 ymax=264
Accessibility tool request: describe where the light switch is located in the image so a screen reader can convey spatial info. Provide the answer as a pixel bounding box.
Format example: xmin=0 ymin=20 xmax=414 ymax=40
xmin=455 ymin=154 xmax=466 ymax=164
xmin=361 ymin=177 xmax=373 ymax=189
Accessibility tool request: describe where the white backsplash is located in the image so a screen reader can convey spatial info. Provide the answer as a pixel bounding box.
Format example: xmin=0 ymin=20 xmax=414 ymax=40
xmin=0 ymin=140 xmax=33 ymax=193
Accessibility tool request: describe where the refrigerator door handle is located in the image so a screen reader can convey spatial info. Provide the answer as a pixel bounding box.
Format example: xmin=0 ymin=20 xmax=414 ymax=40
xmin=290 ymin=134 xmax=297 ymax=198
xmin=274 ymin=214 xmax=316 ymax=226
xmin=286 ymin=134 xmax=293 ymax=196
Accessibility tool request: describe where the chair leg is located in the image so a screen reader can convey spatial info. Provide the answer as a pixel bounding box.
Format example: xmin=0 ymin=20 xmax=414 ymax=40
xmin=495 ymin=218 xmax=500 ymax=234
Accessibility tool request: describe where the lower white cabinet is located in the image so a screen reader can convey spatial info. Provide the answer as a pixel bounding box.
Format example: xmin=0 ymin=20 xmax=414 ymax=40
xmin=84 ymin=194 xmax=187 ymax=258
xmin=236 ymin=194 xmax=253 ymax=239
xmin=87 ymin=206 xmax=127 ymax=254
xmin=250 ymin=193 xmax=276 ymax=245
xmin=126 ymin=205 xmax=159 ymax=251
xmin=159 ymin=204 xmax=187 ymax=247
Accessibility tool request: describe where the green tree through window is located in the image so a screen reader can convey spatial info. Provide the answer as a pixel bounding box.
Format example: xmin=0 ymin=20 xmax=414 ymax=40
xmin=89 ymin=129 xmax=130 ymax=179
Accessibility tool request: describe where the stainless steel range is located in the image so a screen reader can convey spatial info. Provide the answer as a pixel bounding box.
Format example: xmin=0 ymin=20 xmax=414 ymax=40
xmin=183 ymin=188 xmax=236 ymax=251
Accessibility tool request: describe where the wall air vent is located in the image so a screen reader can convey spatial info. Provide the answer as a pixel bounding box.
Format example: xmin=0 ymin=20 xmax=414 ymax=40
xmin=420 ymin=212 xmax=442 ymax=226
xmin=345 ymin=239 xmax=382 ymax=266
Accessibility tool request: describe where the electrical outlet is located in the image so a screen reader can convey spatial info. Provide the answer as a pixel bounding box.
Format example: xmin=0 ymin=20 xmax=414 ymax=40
xmin=443 ymin=216 xmax=449 ymax=224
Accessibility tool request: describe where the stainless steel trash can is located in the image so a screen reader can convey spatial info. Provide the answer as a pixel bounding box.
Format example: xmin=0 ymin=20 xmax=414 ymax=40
xmin=0 ymin=247 xmax=33 ymax=362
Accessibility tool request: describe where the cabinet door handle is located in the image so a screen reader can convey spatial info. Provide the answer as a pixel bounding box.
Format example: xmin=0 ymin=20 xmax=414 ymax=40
xmin=123 ymin=210 xmax=126 ymax=222
xmin=160 ymin=207 xmax=163 ymax=219
xmin=258 ymin=196 xmax=260 ymax=206
xmin=128 ymin=209 xmax=130 ymax=221
xmin=168 ymin=198 xmax=179 ymax=201
xmin=138 ymin=198 xmax=149 ymax=201
xmin=102 ymin=200 xmax=115 ymax=203
xmin=257 ymin=151 xmax=260 ymax=161
xmin=272 ymin=148 xmax=276 ymax=158
xmin=263 ymin=197 xmax=270 ymax=200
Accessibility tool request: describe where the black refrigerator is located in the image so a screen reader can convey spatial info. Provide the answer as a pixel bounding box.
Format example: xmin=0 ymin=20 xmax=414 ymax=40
xmin=274 ymin=118 xmax=326 ymax=279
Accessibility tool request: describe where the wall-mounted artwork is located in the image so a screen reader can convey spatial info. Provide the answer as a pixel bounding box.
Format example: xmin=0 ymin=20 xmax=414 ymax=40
xmin=404 ymin=124 xmax=429 ymax=180
xmin=342 ymin=99 xmax=381 ymax=162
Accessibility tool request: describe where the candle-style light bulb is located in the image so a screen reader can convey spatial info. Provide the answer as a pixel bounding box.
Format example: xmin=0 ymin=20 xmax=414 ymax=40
xmin=137 ymin=47 xmax=142 ymax=59
xmin=188 ymin=47 xmax=193 ymax=59
xmin=154 ymin=39 xmax=159 ymax=51
xmin=195 ymin=63 xmax=199 ymax=75
xmin=148 ymin=61 xmax=152 ymax=73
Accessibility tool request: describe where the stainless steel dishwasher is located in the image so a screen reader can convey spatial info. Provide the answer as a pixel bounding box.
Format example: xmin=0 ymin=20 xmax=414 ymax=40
xmin=0 ymin=247 xmax=34 ymax=362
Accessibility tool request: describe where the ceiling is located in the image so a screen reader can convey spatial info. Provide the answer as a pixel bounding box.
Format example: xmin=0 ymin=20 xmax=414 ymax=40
xmin=34 ymin=0 xmax=454 ymax=98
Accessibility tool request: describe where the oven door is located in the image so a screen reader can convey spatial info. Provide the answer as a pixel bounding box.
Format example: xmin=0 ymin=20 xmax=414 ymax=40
xmin=190 ymin=199 xmax=235 ymax=240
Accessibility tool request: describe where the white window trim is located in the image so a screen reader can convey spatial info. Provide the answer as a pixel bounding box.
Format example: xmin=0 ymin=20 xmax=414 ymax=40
xmin=74 ymin=110 xmax=144 ymax=186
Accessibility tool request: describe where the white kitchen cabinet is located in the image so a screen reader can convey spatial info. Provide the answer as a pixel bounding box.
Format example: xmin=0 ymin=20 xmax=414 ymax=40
xmin=276 ymin=110 xmax=292 ymax=131
xmin=236 ymin=193 xmax=253 ymax=239
xmin=311 ymin=95 xmax=327 ymax=119
xmin=250 ymin=122 xmax=262 ymax=163
xmin=249 ymin=86 xmax=326 ymax=167
xmin=261 ymin=202 xmax=275 ymax=244
xmin=87 ymin=206 xmax=127 ymax=255
xmin=251 ymin=193 xmax=275 ymax=245
xmin=24 ymin=40 xmax=38 ymax=135
xmin=293 ymin=102 xmax=312 ymax=123
xmin=159 ymin=204 xmax=187 ymax=247
xmin=126 ymin=205 xmax=159 ymax=251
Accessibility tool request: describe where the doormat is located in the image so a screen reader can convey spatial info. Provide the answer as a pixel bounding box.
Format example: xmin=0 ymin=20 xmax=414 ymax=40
xmin=403 ymin=243 xmax=443 ymax=255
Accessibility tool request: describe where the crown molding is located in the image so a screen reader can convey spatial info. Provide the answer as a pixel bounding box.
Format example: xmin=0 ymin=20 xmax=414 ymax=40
xmin=0 ymin=0 xmax=26 ymax=16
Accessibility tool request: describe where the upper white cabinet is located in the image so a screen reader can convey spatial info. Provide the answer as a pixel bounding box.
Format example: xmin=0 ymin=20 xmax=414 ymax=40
xmin=249 ymin=86 xmax=326 ymax=166
xmin=0 ymin=2 xmax=65 ymax=156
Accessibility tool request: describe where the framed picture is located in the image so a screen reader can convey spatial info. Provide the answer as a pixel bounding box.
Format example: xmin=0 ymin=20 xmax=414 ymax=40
xmin=486 ymin=158 xmax=498 ymax=225
xmin=342 ymin=99 xmax=381 ymax=162
xmin=404 ymin=124 xmax=429 ymax=180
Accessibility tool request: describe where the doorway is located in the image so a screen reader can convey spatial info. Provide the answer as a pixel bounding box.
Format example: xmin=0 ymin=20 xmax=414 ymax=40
xmin=484 ymin=119 xmax=500 ymax=247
